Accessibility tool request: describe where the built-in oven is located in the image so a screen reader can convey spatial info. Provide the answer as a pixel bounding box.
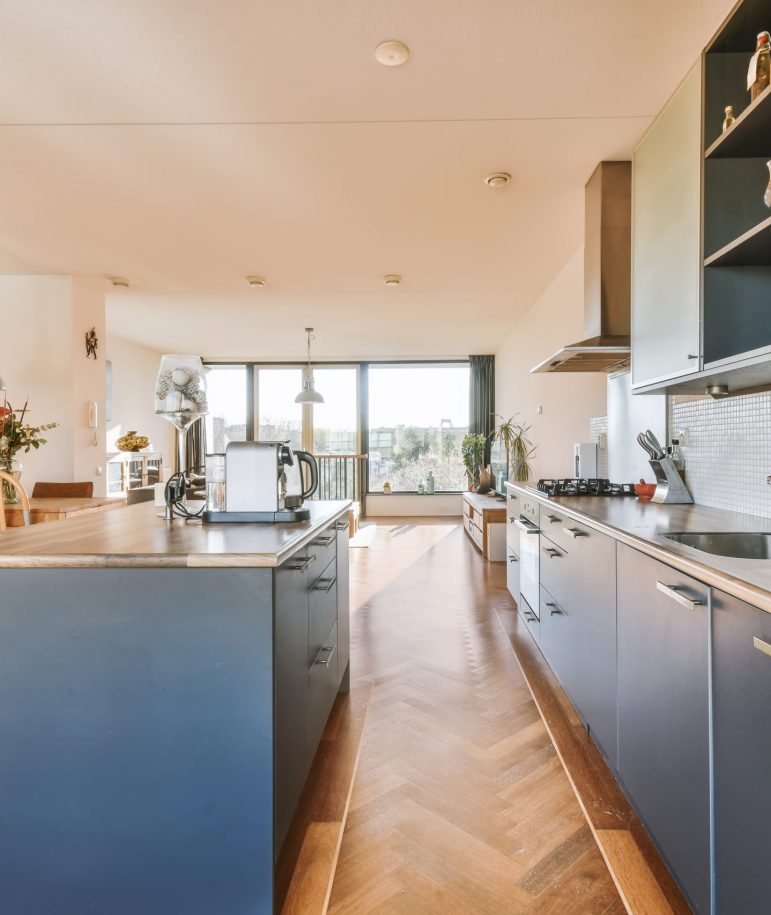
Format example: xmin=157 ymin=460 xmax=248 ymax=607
xmin=515 ymin=495 xmax=541 ymax=621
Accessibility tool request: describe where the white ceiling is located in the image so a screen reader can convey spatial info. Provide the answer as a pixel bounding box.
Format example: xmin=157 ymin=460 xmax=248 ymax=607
xmin=0 ymin=0 xmax=731 ymax=359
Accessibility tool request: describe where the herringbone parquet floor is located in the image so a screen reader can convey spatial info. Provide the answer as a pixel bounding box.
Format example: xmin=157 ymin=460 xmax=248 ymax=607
xmin=328 ymin=520 xmax=625 ymax=915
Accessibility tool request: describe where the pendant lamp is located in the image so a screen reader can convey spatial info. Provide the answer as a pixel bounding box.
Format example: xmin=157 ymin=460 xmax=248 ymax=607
xmin=295 ymin=328 xmax=324 ymax=404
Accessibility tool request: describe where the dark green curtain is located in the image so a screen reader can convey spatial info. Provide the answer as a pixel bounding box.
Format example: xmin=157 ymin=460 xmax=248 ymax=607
xmin=469 ymin=355 xmax=495 ymax=464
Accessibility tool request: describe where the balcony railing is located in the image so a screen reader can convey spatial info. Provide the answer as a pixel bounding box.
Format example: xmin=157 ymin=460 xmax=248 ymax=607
xmin=312 ymin=454 xmax=367 ymax=504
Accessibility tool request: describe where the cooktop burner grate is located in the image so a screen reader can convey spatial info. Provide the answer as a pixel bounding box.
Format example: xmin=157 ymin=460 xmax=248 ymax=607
xmin=536 ymin=478 xmax=636 ymax=498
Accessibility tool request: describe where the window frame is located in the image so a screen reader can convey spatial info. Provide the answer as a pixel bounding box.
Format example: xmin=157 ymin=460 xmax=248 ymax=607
xmin=201 ymin=358 xmax=470 ymax=495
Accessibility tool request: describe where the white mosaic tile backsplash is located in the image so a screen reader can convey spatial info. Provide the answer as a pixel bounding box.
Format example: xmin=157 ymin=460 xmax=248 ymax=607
xmin=669 ymin=392 xmax=771 ymax=517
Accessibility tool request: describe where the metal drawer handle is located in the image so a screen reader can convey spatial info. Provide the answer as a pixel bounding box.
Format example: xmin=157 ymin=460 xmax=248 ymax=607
xmin=514 ymin=519 xmax=540 ymax=534
xmin=543 ymin=547 xmax=561 ymax=558
xmin=312 ymin=576 xmax=337 ymax=592
xmin=313 ymin=533 xmax=336 ymax=546
xmin=524 ymin=613 xmax=537 ymax=623
xmin=754 ymin=637 xmax=771 ymax=658
xmin=509 ymin=555 xmax=518 ymax=563
xmin=656 ymin=581 xmax=703 ymax=611
xmin=545 ymin=602 xmax=563 ymax=615
xmin=286 ymin=553 xmax=316 ymax=572
xmin=314 ymin=645 xmax=336 ymax=667
xmin=335 ymin=520 xmax=349 ymax=531
xmin=545 ymin=514 xmax=560 ymax=523
xmin=562 ymin=527 xmax=587 ymax=539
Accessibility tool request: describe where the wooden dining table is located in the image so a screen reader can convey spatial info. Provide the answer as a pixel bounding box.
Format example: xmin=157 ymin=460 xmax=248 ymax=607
xmin=4 ymin=496 xmax=127 ymax=527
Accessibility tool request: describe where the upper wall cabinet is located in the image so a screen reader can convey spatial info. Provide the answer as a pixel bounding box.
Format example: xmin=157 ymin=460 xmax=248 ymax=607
xmin=633 ymin=0 xmax=771 ymax=396
xmin=632 ymin=62 xmax=702 ymax=391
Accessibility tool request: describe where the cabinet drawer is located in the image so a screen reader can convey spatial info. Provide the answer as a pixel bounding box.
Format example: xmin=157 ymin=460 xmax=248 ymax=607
xmin=506 ymin=513 xmax=519 ymax=551
xmin=472 ymin=508 xmax=483 ymax=528
xmin=506 ymin=548 xmax=519 ymax=601
xmin=519 ymin=594 xmax=540 ymax=643
xmin=539 ymin=538 xmax=569 ymax=607
xmin=539 ymin=586 xmax=576 ymax=696
xmin=305 ymin=524 xmax=337 ymax=584
xmin=471 ymin=522 xmax=483 ymax=551
xmin=308 ymin=557 xmax=337 ymax=665
xmin=308 ymin=621 xmax=338 ymax=750
xmin=539 ymin=506 xmax=595 ymax=554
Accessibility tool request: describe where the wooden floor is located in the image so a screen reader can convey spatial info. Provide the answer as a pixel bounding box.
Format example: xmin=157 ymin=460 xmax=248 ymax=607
xmin=327 ymin=520 xmax=626 ymax=914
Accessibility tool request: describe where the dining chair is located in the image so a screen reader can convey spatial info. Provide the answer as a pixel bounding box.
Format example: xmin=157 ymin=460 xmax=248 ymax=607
xmin=0 ymin=471 xmax=31 ymax=531
xmin=31 ymin=481 xmax=94 ymax=498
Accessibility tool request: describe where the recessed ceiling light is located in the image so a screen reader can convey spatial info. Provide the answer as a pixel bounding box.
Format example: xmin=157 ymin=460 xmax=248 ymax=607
xmin=246 ymin=275 xmax=266 ymax=287
xmin=108 ymin=276 xmax=130 ymax=288
xmin=375 ymin=40 xmax=410 ymax=67
xmin=384 ymin=274 xmax=401 ymax=287
xmin=483 ymin=172 xmax=511 ymax=188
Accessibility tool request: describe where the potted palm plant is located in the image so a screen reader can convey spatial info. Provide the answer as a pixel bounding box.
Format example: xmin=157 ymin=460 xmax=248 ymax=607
xmin=493 ymin=413 xmax=537 ymax=483
xmin=461 ymin=432 xmax=487 ymax=491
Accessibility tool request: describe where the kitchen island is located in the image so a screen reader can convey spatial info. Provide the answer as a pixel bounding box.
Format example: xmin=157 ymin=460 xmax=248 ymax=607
xmin=0 ymin=499 xmax=351 ymax=915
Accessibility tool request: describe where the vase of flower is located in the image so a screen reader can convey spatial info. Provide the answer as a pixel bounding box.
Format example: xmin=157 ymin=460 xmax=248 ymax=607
xmin=1 ymin=460 xmax=22 ymax=504
xmin=0 ymin=396 xmax=58 ymax=503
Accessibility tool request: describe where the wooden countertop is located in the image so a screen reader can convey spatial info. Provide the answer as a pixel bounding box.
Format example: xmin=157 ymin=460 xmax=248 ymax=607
xmin=507 ymin=482 xmax=771 ymax=615
xmin=0 ymin=499 xmax=351 ymax=569
xmin=5 ymin=496 xmax=125 ymax=526
xmin=463 ymin=491 xmax=507 ymax=515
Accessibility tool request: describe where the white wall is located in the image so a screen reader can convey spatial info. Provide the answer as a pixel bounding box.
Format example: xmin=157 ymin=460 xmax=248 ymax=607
xmin=495 ymin=249 xmax=608 ymax=480
xmin=0 ymin=276 xmax=106 ymax=495
xmin=106 ymin=335 xmax=175 ymax=464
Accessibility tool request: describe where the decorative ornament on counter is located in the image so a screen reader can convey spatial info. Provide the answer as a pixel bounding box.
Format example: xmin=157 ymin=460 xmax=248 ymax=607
xmin=722 ymin=105 xmax=735 ymax=133
xmin=116 ymin=431 xmax=150 ymax=453
xmin=154 ymin=355 xmax=208 ymax=430
xmin=85 ymin=327 xmax=98 ymax=359
xmin=748 ymin=31 xmax=771 ymax=101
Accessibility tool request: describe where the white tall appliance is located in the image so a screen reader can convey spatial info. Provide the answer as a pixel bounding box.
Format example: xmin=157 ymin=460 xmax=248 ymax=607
xmin=574 ymin=442 xmax=598 ymax=478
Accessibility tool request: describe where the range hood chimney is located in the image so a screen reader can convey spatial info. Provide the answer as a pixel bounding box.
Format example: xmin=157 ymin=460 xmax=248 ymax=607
xmin=531 ymin=161 xmax=631 ymax=374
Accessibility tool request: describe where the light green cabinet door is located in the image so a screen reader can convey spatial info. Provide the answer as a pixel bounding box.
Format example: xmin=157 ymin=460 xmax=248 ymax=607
xmin=632 ymin=62 xmax=701 ymax=389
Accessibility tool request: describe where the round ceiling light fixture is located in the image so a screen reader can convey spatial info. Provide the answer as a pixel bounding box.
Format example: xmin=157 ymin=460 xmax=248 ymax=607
xmin=246 ymin=275 xmax=266 ymax=287
xmin=108 ymin=276 xmax=130 ymax=288
xmin=483 ymin=172 xmax=512 ymax=188
xmin=383 ymin=274 xmax=401 ymax=287
xmin=375 ymin=40 xmax=410 ymax=67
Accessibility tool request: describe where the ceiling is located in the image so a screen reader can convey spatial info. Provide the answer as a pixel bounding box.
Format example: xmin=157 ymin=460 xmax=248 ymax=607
xmin=0 ymin=0 xmax=731 ymax=359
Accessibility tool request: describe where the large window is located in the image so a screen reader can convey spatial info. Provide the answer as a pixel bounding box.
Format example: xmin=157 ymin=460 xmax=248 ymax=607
xmin=313 ymin=368 xmax=358 ymax=454
xmin=204 ymin=365 xmax=248 ymax=454
xmin=368 ymin=364 xmax=469 ymax=492
xmin=257 ymin=368 xmax=303 ymax=449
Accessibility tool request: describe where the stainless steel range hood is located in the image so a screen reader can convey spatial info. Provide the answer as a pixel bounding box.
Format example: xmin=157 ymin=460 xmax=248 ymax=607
xmin=531 ymin=161 xmax=631 ymax=374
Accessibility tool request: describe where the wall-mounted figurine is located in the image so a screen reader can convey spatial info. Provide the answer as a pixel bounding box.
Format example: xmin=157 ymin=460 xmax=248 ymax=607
xmin=85 ymin=327 xmax=98 ymax=359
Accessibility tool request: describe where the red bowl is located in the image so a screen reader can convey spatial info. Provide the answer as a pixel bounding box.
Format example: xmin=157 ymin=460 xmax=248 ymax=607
xmin=635 ymin=482 xmax=656 ymax=501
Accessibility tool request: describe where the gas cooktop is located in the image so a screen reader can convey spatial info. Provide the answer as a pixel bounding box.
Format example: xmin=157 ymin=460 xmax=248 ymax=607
xmin=534 ymin=478 xmax=636 ymax=498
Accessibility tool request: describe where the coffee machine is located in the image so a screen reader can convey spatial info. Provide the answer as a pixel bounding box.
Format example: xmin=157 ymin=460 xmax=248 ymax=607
xmin=203 ymin=441 xmax=319 ymax=523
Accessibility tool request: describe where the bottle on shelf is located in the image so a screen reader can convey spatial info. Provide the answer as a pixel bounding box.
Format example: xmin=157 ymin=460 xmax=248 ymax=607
xmin=748 ymin=31 xmax=771 ymax=101
xmin=670 ymin=438 xmax=686 ymax=480
xmin=722 ymin=105 xmax=735 ymax=132
xmin=417 ymin=479 xmax=425 ymax=495
xmin=426 ymin=470 xmax=435 ymax=495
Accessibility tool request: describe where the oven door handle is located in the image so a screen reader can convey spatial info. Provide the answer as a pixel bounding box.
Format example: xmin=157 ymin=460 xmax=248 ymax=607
xmin=514 ymin=519 xmax=540 ymax=534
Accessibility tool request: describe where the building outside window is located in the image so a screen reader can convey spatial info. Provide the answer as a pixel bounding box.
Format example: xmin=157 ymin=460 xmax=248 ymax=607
xmin=368 ymin=363 xmax=469 ymax=492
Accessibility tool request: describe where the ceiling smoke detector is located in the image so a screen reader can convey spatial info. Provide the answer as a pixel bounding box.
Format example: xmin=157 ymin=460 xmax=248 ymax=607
xmin=484 ymin=172 xmax=511 ymax=188
xmin=375 ymin=40 xmax=410 ymax=67
xmin=108 ymin=276 xmax=130 ymax=288
xmin=246 ymin=275 xmax=266 ymax=287
xmin=383 ymin=274 xmax=401 ymax=287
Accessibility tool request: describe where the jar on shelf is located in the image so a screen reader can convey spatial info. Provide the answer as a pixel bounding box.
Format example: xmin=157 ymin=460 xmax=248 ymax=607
xmin=722 ymin=105 xmax=735 ymax=132
xmin=748 ymin=31 xmax=771 ymax=101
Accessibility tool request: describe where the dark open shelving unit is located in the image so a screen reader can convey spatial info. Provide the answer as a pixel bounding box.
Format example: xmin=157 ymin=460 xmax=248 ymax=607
xmin=702 ymin=0 xmax=771 ymax=367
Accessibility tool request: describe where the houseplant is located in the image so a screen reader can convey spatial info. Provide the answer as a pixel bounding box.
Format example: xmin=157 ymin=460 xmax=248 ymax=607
xmin=461 ymin=432 xmax=487 ymax=491
xmin=0 ymin=397 xmax=58 ymax=503
xmin=494 ymin=413 xmax=537 ymax=483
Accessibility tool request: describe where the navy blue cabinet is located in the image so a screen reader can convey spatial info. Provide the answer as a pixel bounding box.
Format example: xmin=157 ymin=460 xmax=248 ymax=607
xmin=713 ymin=588 xmax=771 ymax=914
xmin=617 ymin=544 xmax=711 ymax=914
